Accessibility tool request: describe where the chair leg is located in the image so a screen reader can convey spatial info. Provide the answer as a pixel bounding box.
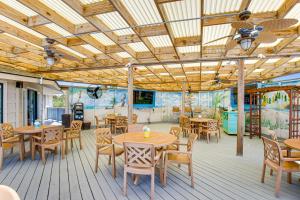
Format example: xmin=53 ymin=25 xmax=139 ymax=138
xmin=95 ymin=148 xmax=99 ymax=172
xmin=10 ymin=147 xmax=13 ymax=154
xmin=0 ymin=147 xmax=3 ymax=170
xmin=261 ymin=163 xmax=266 ymax=183
xmin=123 ymin=169 xmax=128 ymax=196
xmin=65 ymin=139 xmax=68 ymax=154
xmin=19 ymin=142 xmax=24 ymax=161
xmin=188 ymin=163 xmax=191 ymax=176
xmin=79 ymin=136 xmax=83 ymax=150
xmin=71 ymin=139 xmax=73 ymax=149
xmin=112 ymin=155 xmax=116 ymax=178
xmin=108 ymin=155 xmax=111 ymax=165
xmin=31 ymin=142 xmax=36 ymax=160
xmin=216 ymin=133 xmax=219 ymax=143
xmin=41 ymin=147 xmax=46 ymax=164
xmin=163 ymin=160 xmax=168 ymax=186
xmin=207 ymin=133 xmax=210 ymax=143
xmin=275 ymin=169 xmax=282 ymax=197
xmin=287 ymin=172 xmax=292 ymax=184
xmin=159 ymin=156 xmax=163 ymax=184
xmin=150 ymin=168 xmax=155 ymax=200
xmin=270 ymin=169 xmax=273 ymax=176
xmin=190 ymin=163 xmax=194 ymax=188
xmin=61 ymin=142 xmax=65 ymax=159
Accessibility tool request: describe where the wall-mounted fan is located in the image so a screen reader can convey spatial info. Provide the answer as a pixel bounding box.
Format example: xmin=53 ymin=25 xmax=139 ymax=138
xmin=87 ymin=85 xmax=103 ymax=99
xmin=204 ymin=10 xmax=298 ymax=51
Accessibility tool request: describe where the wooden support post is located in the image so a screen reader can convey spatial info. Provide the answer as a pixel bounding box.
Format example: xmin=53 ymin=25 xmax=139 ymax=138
xmin=237 ymin=59 xmax=245 ymax=156
xmin=127 ymin=63 xmax=133 ymax=125
xmin=181 ymin=82 xmax=186 ymax=115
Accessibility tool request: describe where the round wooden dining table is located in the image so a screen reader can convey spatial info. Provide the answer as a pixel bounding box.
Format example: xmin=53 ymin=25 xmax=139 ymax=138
xmin=113 ymin=132 xmax=177 ymax=147
xmin=284 ymin=139 xmax=300 ymax=151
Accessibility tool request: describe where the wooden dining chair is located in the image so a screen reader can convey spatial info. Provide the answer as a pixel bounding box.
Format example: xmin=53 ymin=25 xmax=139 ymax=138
xmin=261 ymin=136 xmax=300 ymax=197
xmin=64 ymin=120 xmax=83 ymax=153
xmin=95 ymin=128 xmax=124 ymax=178
xmin=114 ymin=116 xmax=128 ymax=134
xmin=123 ymin=142 xmax=163 ymax=200
xmin=132 ymin=114 xmax=138 ymax=124
xmin=182 ymin=117 xmax=200 ymax=138
xmin=166 ymin=127 xmax=181 ymax=151
xmin=31 ymin=126 xmax=64 ymax=164
xmin=0 ymin=123 xmax=24 ymax=170
xmin=94 ymin=116 xmax=107 ymax=128
xmin=163 ymin=132 xmax=198 ymax=188
xmin=201 ymin=120 xmax=219 ymax=143
xmin=127 ymin=124 xmax=144 ymax=132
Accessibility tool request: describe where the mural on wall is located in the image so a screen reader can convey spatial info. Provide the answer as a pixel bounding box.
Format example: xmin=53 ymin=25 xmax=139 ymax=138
xmin=261 ymin=91 xmax=289 ymax=138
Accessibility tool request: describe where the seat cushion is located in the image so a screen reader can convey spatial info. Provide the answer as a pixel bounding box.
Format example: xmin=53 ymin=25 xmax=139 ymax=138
xmin=98 ymin=146 xmax=124 ymax=156
xmin=167 ymin=153 xmax=190 ymax=164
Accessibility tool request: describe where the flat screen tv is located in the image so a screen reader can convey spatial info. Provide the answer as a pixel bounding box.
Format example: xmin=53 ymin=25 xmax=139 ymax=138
xmin=133 ymin=90 xmax=154 ymax=105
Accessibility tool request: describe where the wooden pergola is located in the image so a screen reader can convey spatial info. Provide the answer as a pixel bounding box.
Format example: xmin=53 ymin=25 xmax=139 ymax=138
xmin=247 ymin=86 xmax=300 ymax=139
xmin=0 ymin=0 xmax=299 ymax=92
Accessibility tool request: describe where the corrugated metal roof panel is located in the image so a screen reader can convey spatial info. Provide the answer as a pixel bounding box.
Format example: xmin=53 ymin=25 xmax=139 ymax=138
xmin=284 ymin=3 xmax=300 ymax=26
xmin=128 ymin=42 xmax=149 ymax=52
xmin=40 ymin=0 xmax=87 ymax=25
xmin=289 ymin=56 xmax=300 ymax=62
xmin=259 ymin=38 xmax=283 ymax=48
xmin=177 ymin=45 xmax=200 ymax=53
xmin=165 ymin=64 xmax=181 ymax=68
xmin=183 ymin=63 xmax=201 ymax=67
xmin=248 ymin=0 xmax=285 ymax=13
xmin=150 ymin=65 xmax=164 ymax=69
xmin=265 ymin=58 xmax=280 ymax=63
xmin=121 ymin=0 xmax=162 ymax=25
xmin=116 ymin=52 xmax=132 ymax=58
xmin=202 ymin=62 xmax=218 ymax=66
xmin=203 ymin=24 xmax=232 ymax=46
xmin=56 ymin=44 xmax=87 ymax=58
xmin=97 ymin=12 xmax=135 ymax=36
xmin=0 ymin=0 xmax=37 ymax=17
xmin=79 ymin=0 xmax=100 ymax=5
xmin=81 ymin=44 xmax=102 ymax=54
xmin=90 ymin=33 xmax=115 ymax=46
xmin=204 ymin=0 xmax=242 ymax=15
xmin=164 ymin=0 xmax=201 ymax=38
xmin=245 ymin=59 xmax=259 ymax=64
xmin=0 ymin=15 xmax=46 ymax=38
xmin=45 ymin=23 xmax=73 ymax=37
xmin=147 ymin=35 xmax=173 ymax=47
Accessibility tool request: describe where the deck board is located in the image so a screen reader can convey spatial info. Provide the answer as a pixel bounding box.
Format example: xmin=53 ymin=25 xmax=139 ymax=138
xmin=0 ymin=123 xmax=299 ymax=200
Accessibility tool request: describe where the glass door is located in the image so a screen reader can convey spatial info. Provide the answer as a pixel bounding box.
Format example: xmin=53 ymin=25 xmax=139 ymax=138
xmin=27 ymin=89 xmax=38 ymax=125
xmin=0 ymin=83 xmax=3 ymax=123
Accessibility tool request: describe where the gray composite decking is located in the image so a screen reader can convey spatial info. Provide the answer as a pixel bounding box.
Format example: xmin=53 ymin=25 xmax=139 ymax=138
xmin=0 ymin=123 xmax=299 ymax=200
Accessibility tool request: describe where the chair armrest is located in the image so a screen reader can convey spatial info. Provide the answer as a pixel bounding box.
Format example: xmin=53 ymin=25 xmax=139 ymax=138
xmin=282 ymin=157 xmax=300 ymax=162
xmin=165 ymin=150 xmax=192 ymax=155
xmin=154 ymin=150 xmax=163 ymax=161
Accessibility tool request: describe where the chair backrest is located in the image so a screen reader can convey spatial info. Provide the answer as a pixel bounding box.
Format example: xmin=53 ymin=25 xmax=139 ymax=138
xmin=41 ymin=126 xmax=63 ymax=144
xmin=182 ymin=116 xmax=191 ymax=128
xmin=187 ymin=132 xmax=198 ymax=152
xmin=194 ymin=106 xmax=201 ymax=113
xmin=106 ymin=113 xmax=115 ymax=118
xmin=261 ymin=136 xmax=282 ymax=167
xmin=206 ymin=120 xmax=218 ymax=131
xmin=95 ymin=116 xmax=100 ymax=127
xmin=169 ymin=127 xmax=181 ymax=139
xmin=95 ymin=128 xmax=112 ymax=146
xmin=172 ymin=106 xmax=180 ymax=113
xmin=0 ymin=185 xmax=20 ymax=200
xmin=268 ymin=130 xmax=278 ymax=141
xmin=184 ymin=107 xmax=192 ymax=113
xmin=124 ymin=142 xmax=155 ymax=168
xmin=116 ymin=116 xmax=127 ymax=126
xmin=132 ymin=114 xmax=138 ymax=124
xmin=0 ymin=123 xmax=14 ymax=140
xmin=128 ymin=124 xmax=144 ymax=132
xmin=71 ymin=120 xmax=82 ymax=131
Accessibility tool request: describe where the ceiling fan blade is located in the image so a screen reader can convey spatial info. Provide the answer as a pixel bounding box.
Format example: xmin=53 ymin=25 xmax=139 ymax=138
xmin=203 ymin=35 xmax=234 ymax=45
xmin=226 ymin=40 xmax=237 ymax=51
xmin=231 ymin=21 xmax=253 ymax=29
xmin=255 ymin=32 xmax=277 ymax=44
xmin=258 ymin=19 xmax=298 ymax=31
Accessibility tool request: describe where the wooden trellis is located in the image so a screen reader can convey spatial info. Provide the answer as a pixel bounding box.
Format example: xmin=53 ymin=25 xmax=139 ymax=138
xmin=247 ymin=86 xmax=300 ymax=139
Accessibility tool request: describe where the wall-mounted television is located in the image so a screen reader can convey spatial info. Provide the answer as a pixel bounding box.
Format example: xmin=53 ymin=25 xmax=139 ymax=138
xmin=133 ymin=90 xmax=155 ymax=107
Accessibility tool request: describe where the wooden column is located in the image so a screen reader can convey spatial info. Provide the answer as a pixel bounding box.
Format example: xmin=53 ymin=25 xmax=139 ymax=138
xmin=237 ymin=59 xmax=245 ymax=156
xmin=181 ymin=82 xmax=186 ymax=115
xmin=127 ymin=63 xmax=133 ymax=124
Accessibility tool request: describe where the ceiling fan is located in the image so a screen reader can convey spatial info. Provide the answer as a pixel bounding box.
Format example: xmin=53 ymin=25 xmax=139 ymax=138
xmin=43 ymin=38 xmax=62 ymax=67
xmin=204 ymin=10 xmax=298 ymax=51
xmin=205 ymin=73 xmax=232 ymax=86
